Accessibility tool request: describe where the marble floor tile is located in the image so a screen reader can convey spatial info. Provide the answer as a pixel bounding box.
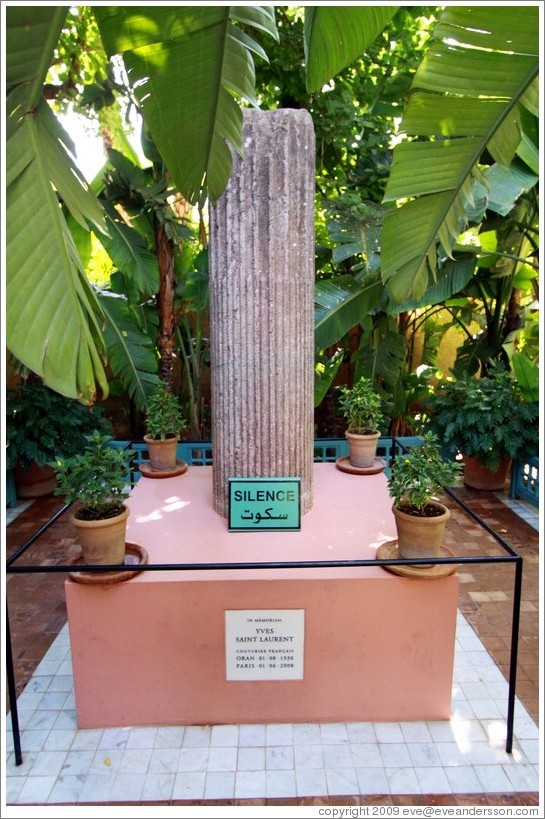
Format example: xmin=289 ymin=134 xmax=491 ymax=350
xmin=266 ymin=768 xmax=297 ymax=797
xmin=4 ymin=531 xmax=540 ymax=810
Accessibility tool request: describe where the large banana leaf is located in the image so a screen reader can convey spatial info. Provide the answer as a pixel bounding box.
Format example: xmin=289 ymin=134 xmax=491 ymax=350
xmin=314 ymin=349 xmax=344 ymax=408
xmin=511 ymin=352 xmax=539 ymax=403
xmin=98 ymin=293 xmax=160 ymax=410
xmin=6 ymin=6 xmax=276 ymax=402
xmin=352 ymin=316 xmax=406 ymax=387
xmin=382 ymin=5 xmax=539 ymax=303
xmin=6 ymin=103 xmax=108 ymax=403
xmin=304 ymin=6 xmax=398 ymax=93
xmin=95 ymin=6 xmax=278 ymax=205
xmin=387 ymin=257 xmax=478 ymax=314
xmin=484 ymin=163 xmax=539 ymax=218
xmin=6 ymin=6 xmax=109 ymax=403
xmin=5 ymin=6 xmax=65 ymax=134
xmin=99 ymin=202 xmax=160 ymax=297
xmin=315 ymin=275 xmax=383 ymax=350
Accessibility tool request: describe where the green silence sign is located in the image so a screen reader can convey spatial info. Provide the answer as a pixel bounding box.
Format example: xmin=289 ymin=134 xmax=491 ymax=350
xmin=228 ymin=477 xmax=301 ymax=532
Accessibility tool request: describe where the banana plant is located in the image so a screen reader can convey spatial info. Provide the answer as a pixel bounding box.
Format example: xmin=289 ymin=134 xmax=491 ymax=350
xmin=5 ymin=5 xmax=277 ymax=402
xmin=304 ymin=6 xmax=399 ymax=94
xmin=6 ymin=4 xmax=539 ymax=406
xmin=98 ymin=291 xmax=160 ymax=411
xmin=94 ymin=6 xmax=278 ymax=206
xmin=381 ymin=5 xmax=539 ymax=303
xmin=512 ymin=351 xmax=539 ymax=403
xmin=6 ymin=7 xmax=109 ymax=403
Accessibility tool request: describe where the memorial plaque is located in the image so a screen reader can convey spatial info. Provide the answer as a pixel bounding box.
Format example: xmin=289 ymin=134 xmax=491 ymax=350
xmin=225 ymin=609 xmax=305 ymax=680
xmin=228 ymin=477 xmax=301 ymax=531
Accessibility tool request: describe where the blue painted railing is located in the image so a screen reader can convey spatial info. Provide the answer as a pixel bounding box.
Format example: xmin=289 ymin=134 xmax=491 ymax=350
xmin=6 ymin=468 xmax=18 ymax=507
xmin=510 ymin=456 xmax=539 ymax=508
xmin=2 ymin=437 xmax=438 ymax=504
xmin=118 ymin=438 xmax=538 ymax=509
xmin=117 ymin=436 xmax=424 ymax=483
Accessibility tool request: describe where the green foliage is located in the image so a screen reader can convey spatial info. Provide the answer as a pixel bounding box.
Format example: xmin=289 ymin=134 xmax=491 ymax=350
xmin=98 ymin=292 xmax=161 ymax=412
xmin=51 ymin=432 xmax=134 ymax=517
xmin=386 ymin=366 xmax=437 ymax=436
xmin=511 ymin=351 xmax=539 ymax=403
xmin=6 ymin=378 xmax=110 ymax=470
xmin=448 ymin=192 xmax=539 ymax=379
xmin=314 ymin=273 xmax=383 ymax=351
xmin=6 ymin=5 xmax=540 ymax=420
xmin=6 ymin=5 xmax=275 ymax=402
xmin=95 ymin=5 xmax=278 ymax=205
xmin=314 ymin=349 xmax=343 ymax=409
xmin=145 ymin=381 xmax=187 ymax=440
xmin=6 ymin=93 xmax=109 ymax=402
xmin=388 ymin=432 xmax=462 ymax=514
xmin=48 ymin=6 xmax=110 ymax=115
xmin=255 ymin=7 xmax=436 ymax=205
xmin=338 ymin=376 xmax=385 ymax=434
xmin=174 ymin=248 xmax=211 ymax=438
xmin=304 ymin=6 xmax=399 ymax=94
xmin=382 ymin=5 xmax=539 ymax=302
xmin=426 ymin=370 xmax=539 ymax=471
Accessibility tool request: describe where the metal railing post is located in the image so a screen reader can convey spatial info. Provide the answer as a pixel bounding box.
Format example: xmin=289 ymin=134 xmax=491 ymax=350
xmin=506 ymin=556 xmax=524 ymax=753
xmin=6 ymin=603 xmax=23 ymax=765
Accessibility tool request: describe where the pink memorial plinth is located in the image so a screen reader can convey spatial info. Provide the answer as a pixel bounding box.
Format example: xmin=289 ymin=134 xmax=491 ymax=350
xmin=65 ymin=464 xmax=459 ymax=728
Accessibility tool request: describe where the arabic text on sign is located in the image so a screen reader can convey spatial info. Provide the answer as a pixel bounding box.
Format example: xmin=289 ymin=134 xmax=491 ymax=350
xmin=240 ymin=507 xmax=289 ymax=523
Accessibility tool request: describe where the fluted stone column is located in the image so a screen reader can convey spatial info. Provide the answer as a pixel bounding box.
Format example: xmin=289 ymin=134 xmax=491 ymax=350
xmin=209 ymin=109 xmax=315 ymax=518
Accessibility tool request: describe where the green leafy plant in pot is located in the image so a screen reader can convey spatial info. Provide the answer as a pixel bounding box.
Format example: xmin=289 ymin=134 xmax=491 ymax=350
xmin=51 ymin=432 xmax=135 ymax=565
xmin=6 ymin=377 xmax=110 ymax=498
xmin=144 ymin=381 xmax=187 ymax=472
xmin=338 ymin=376 xmax=385 ymax=468
xmin=425 ymin=370 xmax=538 ymax=490
xmin=387 ymin=433 xmax=462 ymax=561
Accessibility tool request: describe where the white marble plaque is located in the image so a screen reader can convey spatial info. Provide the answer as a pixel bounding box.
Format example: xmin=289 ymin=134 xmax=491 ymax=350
xmin=225 ymin=609 xmax=305 ymax=680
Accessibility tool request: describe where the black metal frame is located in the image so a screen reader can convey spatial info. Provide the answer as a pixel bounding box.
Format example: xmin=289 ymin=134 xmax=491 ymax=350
xmin=5 ymin=438 xmax=525 ymax=764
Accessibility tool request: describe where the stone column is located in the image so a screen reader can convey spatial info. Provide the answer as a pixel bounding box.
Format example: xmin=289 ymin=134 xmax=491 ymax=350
xmin=209 ymin=108 xmax=315 ymax=518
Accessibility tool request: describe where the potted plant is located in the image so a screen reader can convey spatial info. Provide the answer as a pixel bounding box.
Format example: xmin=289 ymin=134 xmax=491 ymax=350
xmin=386 ymin=432 xmax=462 ymax=561
xmin=50 ymin=432 xmax=135 ymax=565
xmin=425 ymin=370 xmax=539 ymax=490
xmin=6 ymin=376 xmax=110 ymax=498
xmin=143 ymin=380 xmax=187 ymax=472
xmin=338 ymin=376 xmax=385 ymax=468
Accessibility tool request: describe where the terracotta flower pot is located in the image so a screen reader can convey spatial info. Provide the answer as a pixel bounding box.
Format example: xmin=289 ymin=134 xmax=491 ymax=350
xmin=14 ymin=461 xmax=57 ymax=498
xmin=462 ymin=454 xmax=512 ymax=491
xmin=71 ymin=505 xmax=129 ymax=565
xmin=392 ymin=501 xmax=450 ymax=562
xmin=345 ymin=430 xmax=380 ymax=468
xmin=144 ymin=434 xmax=179 ymax=471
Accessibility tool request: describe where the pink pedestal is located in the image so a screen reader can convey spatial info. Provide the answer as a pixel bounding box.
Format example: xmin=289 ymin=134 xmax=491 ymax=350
xmin=65 ymin=465 xmax=459 ymax=728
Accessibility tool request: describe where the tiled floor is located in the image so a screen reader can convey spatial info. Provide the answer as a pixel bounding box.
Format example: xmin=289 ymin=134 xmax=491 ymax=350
xmin=3 ymin=485 xmax=541 ymax=809
xmin=3 ymin=612 xmax=541 ymax=807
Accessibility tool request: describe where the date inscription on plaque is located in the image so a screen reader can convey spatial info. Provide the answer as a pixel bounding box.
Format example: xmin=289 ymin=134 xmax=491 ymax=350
xmin=225 ymin=609 xmax=304 ymax=681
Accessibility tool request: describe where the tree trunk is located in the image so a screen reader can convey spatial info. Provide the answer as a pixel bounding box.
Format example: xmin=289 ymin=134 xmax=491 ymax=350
xmin=155 ymin=222 xmax=176 ymax=387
